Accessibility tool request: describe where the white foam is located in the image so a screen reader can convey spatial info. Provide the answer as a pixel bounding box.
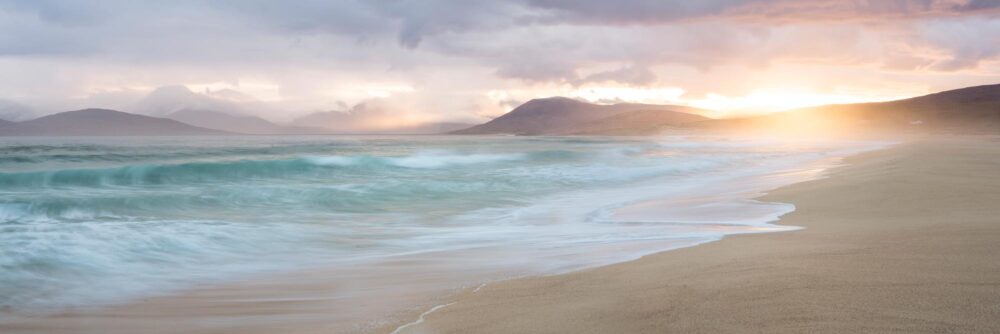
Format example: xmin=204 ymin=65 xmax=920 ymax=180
xmin=305 ymin=152 xmax=524 ymax=169
xmin=304 ymin=155 xmax=358 ymax=166
xmin=387 ymin=152 xmax=524 ymax=168
xmin=390 ymin=302 xmax=456 ymax=334
xmin=0 ymin=136 xmax=897 ymax=325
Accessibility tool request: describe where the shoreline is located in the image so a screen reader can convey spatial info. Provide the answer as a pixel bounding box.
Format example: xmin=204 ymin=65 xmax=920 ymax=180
xmin=376 ymin=144 xmax=866 ymax=334
xmin=389 ymin=138 xmax=1000 ymax=333
xmin=0 ymin=139 xmax=892 ymax=334
xmin=379 ymin=140 xmax=890 ymax=333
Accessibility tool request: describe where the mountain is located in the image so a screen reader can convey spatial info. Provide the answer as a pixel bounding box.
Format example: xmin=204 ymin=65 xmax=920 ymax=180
xmin=567 ymin=109 xmax=710 ymax=135
xmin=0 ymin=109 xmax=229 ymax=136
xmin=451 ymin=97 xmax=709 ymax=135
xmin=165 ymin=109 xmax=326 ymax=135
xmin=704 ymin=83 xmax=1000 ymax=135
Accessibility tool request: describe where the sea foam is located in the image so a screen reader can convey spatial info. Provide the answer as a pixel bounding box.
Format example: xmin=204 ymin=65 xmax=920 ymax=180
xmin=0 ymin=135 xmax=886 ymax=317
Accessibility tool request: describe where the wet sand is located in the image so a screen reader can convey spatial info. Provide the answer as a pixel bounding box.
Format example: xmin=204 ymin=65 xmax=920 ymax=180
xmin=390 ymin=139 xmax=1000 ymax=333
xmin=4 ymin=139 xmax=998 ymax=334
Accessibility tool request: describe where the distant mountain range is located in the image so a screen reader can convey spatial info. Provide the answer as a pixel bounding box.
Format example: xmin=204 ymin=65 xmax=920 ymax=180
xmin=389 ymin=122 xmax=477 ymax=135
xmin=2 ymin=84 xmax=997 ymax=137
xmin=0 ymin=108 xmax=475 ymax=136
xmin=290 ymin=108 xmax=474 ymax=135
xmin=452 ymin=97 xmax=709 ymax=135
xmin=165 ymin=109 xmax=327 ymax=135
xmin=452 ymin=84 xmax=1000 ymax=136
xmin=0 ymin=109 xmax=227 ymax=136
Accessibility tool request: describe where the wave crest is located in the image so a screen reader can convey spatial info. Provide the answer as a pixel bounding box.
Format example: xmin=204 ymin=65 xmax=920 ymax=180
xmin=0 ymin=151 xmax=536 ymax=188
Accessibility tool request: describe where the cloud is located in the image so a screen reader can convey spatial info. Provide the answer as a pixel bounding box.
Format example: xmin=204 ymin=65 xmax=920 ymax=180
xmin=131 ymin=85 xmax=250 ymax=116
xmin=0 ymin=0 xmax=998 ymax=119
xmin=918 ymin=17 xmax=1000 ymax=70
xmin=528 ymin=0 xmax=750 ymax=24
xmin=0 ymin=98 xmax=35 ymax=121
xmin=574 ymin=66 xmax=657 ymax=86
xmin=495 ymin=60 xmax=581 ymax=83
xmin=952 ymin=0 xmax=1000 ymax=11
xmin=530 ymin=0 xmax=1000 ymax=25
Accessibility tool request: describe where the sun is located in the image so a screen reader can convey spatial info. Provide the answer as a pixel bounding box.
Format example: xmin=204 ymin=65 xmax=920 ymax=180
xmin=567 ymin=85 xmax=916 ymax=119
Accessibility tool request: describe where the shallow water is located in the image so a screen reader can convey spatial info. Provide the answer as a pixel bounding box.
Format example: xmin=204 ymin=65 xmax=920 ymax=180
xmin=0 ymin=135 xmax=883 ymax=317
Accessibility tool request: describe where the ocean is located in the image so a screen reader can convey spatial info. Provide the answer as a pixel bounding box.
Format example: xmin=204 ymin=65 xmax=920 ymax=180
xmin=0 ymin=135 xmax=883 ymax=319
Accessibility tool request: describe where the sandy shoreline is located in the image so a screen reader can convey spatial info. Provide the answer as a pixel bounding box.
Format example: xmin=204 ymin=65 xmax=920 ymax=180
xmin=383 ymin=138 xmax=1000 ymax=333
xmin=1 ymin=138 xmax=873 ymax=334
xmin=3 ymin=138 xmax=997 ymax=333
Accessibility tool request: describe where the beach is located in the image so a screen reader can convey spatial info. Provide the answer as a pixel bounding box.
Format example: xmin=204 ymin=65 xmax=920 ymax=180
xmin=2 ymin=138 xmax=997 ymax=333
xmin=4 ymin=2 xmax=1000 ymax=333
xmin=386 ymin=138 xmax=1000 ymax=333
xmin=0 ymin=136 xmax=872 ymax=333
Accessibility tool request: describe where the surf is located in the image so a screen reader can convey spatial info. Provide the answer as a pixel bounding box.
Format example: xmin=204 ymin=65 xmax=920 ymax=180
xmin=0 ymin=135 xmax=883 ymax=317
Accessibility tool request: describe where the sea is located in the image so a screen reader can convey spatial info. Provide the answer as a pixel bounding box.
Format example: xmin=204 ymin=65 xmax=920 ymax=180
xmin=0 ymin=135 xmax=886 ymax=322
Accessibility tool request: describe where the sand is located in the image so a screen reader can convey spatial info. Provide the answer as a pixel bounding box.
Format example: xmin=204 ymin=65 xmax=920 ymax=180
xmin=385 ymin=139 xmax=1000 ymax=333
xmin=4 ymin=139 xmax=998 ymax=333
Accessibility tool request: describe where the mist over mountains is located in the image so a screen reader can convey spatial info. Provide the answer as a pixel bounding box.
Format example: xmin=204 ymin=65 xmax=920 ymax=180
xmin=0 ymin=106 xmax=473 ymax=136
xmin=132 ymin=86 xmax=256 ymax=117
xmin=0 ymin=100 xmax=36 ymax=122
xmin=703 ymin=83 xmax=1000 ymax=136
xmin=0 ymin=85 xmax=474 ymax=135
xmin=1 ymin=84 xmax=997 ymax=136
xmin=289 ymin=102 xmax=474 ymax=134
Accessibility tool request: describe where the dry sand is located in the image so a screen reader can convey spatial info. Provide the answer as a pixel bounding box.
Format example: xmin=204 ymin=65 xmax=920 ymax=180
xmin=385 ymin=139 xmax=1000 ymax=333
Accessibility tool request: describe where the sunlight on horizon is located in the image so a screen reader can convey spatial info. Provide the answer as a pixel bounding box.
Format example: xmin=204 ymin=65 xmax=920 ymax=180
xmin=568 ymin=86 xmax=917 ymax=118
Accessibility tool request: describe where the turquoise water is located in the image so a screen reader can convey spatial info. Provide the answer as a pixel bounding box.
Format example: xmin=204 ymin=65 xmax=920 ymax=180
xmin=0 ymin=135 xmax=876 ymax=315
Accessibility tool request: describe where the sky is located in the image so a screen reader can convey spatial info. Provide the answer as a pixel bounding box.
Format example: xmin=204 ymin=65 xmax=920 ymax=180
xmin=1 ymin=0 xmax=999 ymax=122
